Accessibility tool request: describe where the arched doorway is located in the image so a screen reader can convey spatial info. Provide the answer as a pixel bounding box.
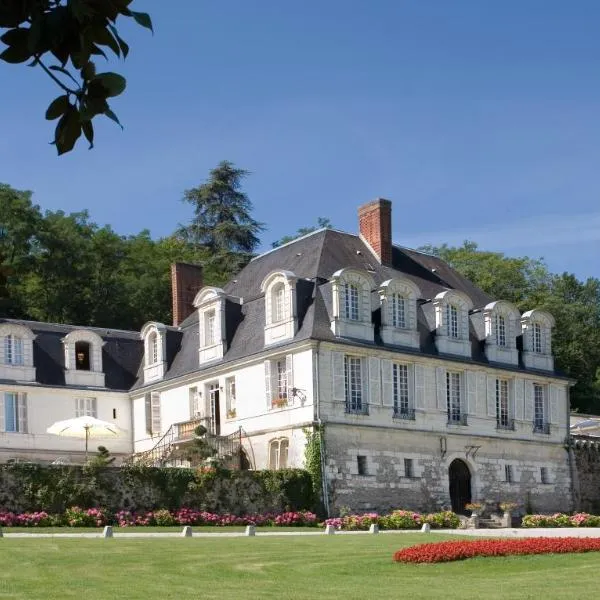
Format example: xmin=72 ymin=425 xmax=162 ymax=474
xmin=448 ymin=459 xmax=472 ymax=514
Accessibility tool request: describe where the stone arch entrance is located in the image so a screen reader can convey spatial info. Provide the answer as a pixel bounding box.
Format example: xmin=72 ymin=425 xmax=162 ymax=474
xmin=449 ymin=459 xmax=472 ymax=514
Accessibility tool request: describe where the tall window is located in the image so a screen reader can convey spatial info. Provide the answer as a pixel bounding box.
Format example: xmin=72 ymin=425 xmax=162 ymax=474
xmin=75 ymin=341 xmax=91 ymax=371
xmin=391 ymin=294 xmax=406 ymax=328
xmin=276 ymin=359 xmax=288 ymax=401
xmin=404 ymin=458 xmax=414 ymax=478
xmin=393 ymin=363 xmax=411 ymax=418
xmin=204 ymin=310 xmax=216 ymax=346
xmin=269 ymin=438 xmax=289 ymax=469
xmin=147 ymin=332 xmax=158 ymax=366
xmin=505 ymin=464 xmax=513 ymax=483
xmin=344 ymin=355 xmax=363 ymax=413
xmin=447 ymin=305 xmax=459 ymax=338
xmin=145 ymin=392 xmax=161 ymax=435
xmin=496 ymin=379 xmax=510 ymax=428
xmin=226 ymin=377 xmax=236 ymax=416
xmin=4 ymin=392 xmax=18 ymax=432
xmin=446 ymin=371 xmax=462 ymax=423
xmin=344 ymin=283 xmax=360 ymax=321
xmin=533 ymin=384 xmax=546 ymax=431
xmin=4 ymin=335 xmax=24 ymax=365
xmin=189 ymin=387 xmax=200 ymax=418
xmin=496 ymin=315 xmax=506 ymax=347
xmin=272 ymin=284 xmax=286 ymax=323
xmin=532 ymin=323 xmax=542 ymax=353
xmin=75 ymin=397 xmax=97 ymax=418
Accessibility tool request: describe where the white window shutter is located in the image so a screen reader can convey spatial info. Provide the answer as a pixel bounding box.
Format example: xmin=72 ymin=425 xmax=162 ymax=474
xmin=549 ymin=384 xmax=559 ymax=424
xmin=361 ymin=358 xmax=369 ymax=407
xmin=0 ymin=393 xmax=4 ymax=431
xmin=407 ymin=298 xmax=417 ymax=330
xmin=381 ymin=359 xmax=394 ymax=407
xmin=264 ymin=360 xmax=272 ymax=407
xmin=436 ymin=367 xmax=447 ymax=410
xmin=361 ymin=287 xmax=370 ymax=322
xmin=424 ymin=366 xmax=436 ymax=409
xmin=91 ymin=398 xmax=98 ymax=418
xmin=414 ymin=364 xmax=425 ymax=409
xmin=545 ymin=328 xmax=552 ymax=355
xmin=286 ymin=354 xmax=294 ymax=402
xmin=509 ymin=379 xmax=516 ymax=419
xmin=461 ymin=310 xmax=469 ymax=341
xmin=151 ymin=392 xmax=161 ymax=434
xmin=332 ymin=352 xmax=346 ymax=402
xmin=514 ymin=378 xmax=524 ymax=420
xmin=524 ymin=382 xmax=534 ymax=421
xmin=18 ymin=393 xmax=28 ymax=433
xmin=486 ymin=376 xmax=496 ymax=417
xmin=368 ymin=357 xmax=381 ymax=406
xmin=265 ymin=289 xmax=272 ymax=325
xmin=466 ymin=371 xmax=476 ymax=415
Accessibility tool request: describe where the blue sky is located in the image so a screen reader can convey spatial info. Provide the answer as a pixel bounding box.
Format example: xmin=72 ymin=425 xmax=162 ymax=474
xmin=2 ymin=1 xmax=600 ymax=278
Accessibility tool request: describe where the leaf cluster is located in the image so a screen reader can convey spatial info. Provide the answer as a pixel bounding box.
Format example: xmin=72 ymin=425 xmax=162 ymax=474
xmin=0 ymin=0 xmax=152 ymax=154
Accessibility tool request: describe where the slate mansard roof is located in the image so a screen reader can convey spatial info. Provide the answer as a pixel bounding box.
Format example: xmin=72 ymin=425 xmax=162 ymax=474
xmin=2 ymin=227 xmax=564 ymax=392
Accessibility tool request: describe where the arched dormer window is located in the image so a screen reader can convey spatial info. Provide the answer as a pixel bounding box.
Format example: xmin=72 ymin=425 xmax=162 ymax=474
xmin=0 ymin=323 xmax=36 ymax=382
xmin=63 ymin=329 xmax=105 ymax=387
xmin=260 ymin=271 xmax=298 ymax=346
xmin=483 ymin=301 xmax=520 ymax=365
xmin=521 ymin=309 xmax=555 ymax=371
xmin=141 ymin=322 xmax=167 ymax=383
xmin=378 ymin=278 xmax=421 ymax=349
xmin=330 ymin=268 xmax=375 ymax=342
xmin=194 ymin=287 xmax=234 ymax=363
xmin=433 ymin=290 xmax=473 ymax=358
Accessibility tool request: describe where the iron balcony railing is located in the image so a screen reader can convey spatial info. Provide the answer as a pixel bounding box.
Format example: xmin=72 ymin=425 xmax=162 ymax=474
xmin=448 ymin=412 xmax=468 ymax=426
xmin=533 ymin=420 xmax=551 ymax=435
xmin=393 ymin=408 xmax=416 ymax=421
xmin=345 ymin=402 xmax=369 ymax=415
xmin=496 ymin=418 xmax=515 ymax=431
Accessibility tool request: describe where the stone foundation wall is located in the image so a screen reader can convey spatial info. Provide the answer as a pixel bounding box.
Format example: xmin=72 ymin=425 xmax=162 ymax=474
xmin=323 ymin=423 xmax=572 ymax=515
xmin=573 ymin=439 xmax=600 ymax=513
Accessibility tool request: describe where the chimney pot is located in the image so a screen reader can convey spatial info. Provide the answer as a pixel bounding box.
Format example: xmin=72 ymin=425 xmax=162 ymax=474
xmin=171 ymin=263 xmax=203 ymax=327
xmin=358 ymin=198 xmax=393 ymax=265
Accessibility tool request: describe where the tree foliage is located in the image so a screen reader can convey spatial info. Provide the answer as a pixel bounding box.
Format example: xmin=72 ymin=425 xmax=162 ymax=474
xmin=272 ymin=217 xmax=332 ymax=248
xmin=0 ymin=0 xmax=152 ymax=154
xmin=420 ymin=241 xmax=600 ymax=414
xmin=177 ymin=161 xmax=264 ymax=279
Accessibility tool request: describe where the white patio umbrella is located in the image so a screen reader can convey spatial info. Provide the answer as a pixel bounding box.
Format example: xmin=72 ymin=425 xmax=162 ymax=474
xmin=570 ymin=418 xmax=600 ymax=436
xmin=46 ymin=416 xmax=123 ymax=460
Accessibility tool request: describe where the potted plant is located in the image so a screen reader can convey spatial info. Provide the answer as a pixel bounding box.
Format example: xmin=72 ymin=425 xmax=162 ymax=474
xmin=465 ymin=502 xmax=483 ymax=517
xmin=499 ymin=502 xmax=517 ymax=516
xmin=272 ymin=397 xmax=288 ymax=409
xmin=226 ymin=408 xmax=236 ymax=419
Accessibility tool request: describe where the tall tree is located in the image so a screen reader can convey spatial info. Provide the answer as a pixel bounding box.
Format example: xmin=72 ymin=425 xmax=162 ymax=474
xmin=178 ymin=161 xmax=264 ymax=279
xmin=0 ymin=1 xmax=152 ymax=154
xmin=272 ymin=217 xmax=332 ymax=248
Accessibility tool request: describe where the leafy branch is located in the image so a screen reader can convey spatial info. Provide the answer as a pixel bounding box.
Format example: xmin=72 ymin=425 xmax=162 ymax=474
xmin=0 ymin=0 xmax=153 ymax=154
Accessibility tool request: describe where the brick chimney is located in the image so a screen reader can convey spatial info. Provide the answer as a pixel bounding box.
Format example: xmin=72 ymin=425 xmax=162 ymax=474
xmin=171 ymin=263 xmax=203 ymax=327
xmin=358 ymin=198 xmax=393 ymax=265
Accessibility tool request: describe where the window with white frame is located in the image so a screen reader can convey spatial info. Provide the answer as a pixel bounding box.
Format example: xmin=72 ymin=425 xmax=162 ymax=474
xmin=344 ymin=283 xmax=360 ymax=321
xmin=265 ymin=356 xmax=293 ymax=408
xmin=393 ymin=363 xmax=412 ymax=418
xmin=75 ymin=397 xmax=97 ymax=418
xmin=272 ymin=283 xmax=286 ymax=323
xmin=4 ymin=335 xmax=24 ymax=365
xmin=532 ymin=322 xmax=542 ymax=354
xmin=144 ymin=392 xmax=161 ymax=435
xmin=226 ymin=376 xmax=236 ymax=417
xmin=446 ymin=371 xmax=462 ymax=423
xmin=496 ymin=378 xmax=511 ymax=429
xmin=447 ymin=305 xmax=459 ymax=338
xmin=344 ymin=355 xmax=364 ymax=413
xmin=268 ymin=438 xmax=289 ymax=469
xmin=189 ymin=387 xmax=200 ymax=418
xmin=533 ymin=384 xmax=547 ymax=432
xmin=496 ymin=315 xmax=506 ymax=347
xmin=2 ymin=392 xmax=27 ymax=433
xmin=146 ymin=332 xmax=158 ymax=366
xmin=204 ymin=310 xmax=216 ymax=346
xmin=276 ymin=359 xmax=287 ymax=401
xmin=391 ymin=294 xmax=406 ymax=328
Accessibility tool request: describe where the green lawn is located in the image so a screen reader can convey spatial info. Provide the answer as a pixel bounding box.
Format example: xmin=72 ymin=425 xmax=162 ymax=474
xmin=1 ymin=526 xmax=319 ymax=534
xmin=0 ymin=534 xmax=598 ymax=600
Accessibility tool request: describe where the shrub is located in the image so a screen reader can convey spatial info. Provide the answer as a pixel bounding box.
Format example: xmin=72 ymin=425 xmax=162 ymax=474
xmin=523 ymin=512 xmax=600 ymax=528
xmin=393 ymin=537 xmax=600 ymax=563
xmin=64 ymin=507 xmax=108 ymax=527
xmin=323 ymin=509 xmax=460 ymax=531
xmin=153 ymin=509 xmax=175 ymax=526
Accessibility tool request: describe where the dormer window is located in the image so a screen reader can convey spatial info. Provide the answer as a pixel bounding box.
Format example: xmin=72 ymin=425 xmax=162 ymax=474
xmin=4 ymin=334 xmax=24 ymax=366
xmin=433 ymin=290 xmax=473 ymax=358
xmin=141 ymin=323 xmax=167 ymax=383
xmin=521 ymin=309 xmax=555 ymax=371
xmin=330 ymin=269 xmax=375 ymax=342
xmin=260 ymin=271 xmax=298 ymax=346
xmin=194 ymin=287 xmax=234 ymax=364
xmin=378 ymin=278 xmax=421 ymax=349
xmin=0 ymin=324 xmax=36 ymax=382
xmin=344 ymin=283 xmax=360 ymax=321
xmin=483 ymin=301 xmax=520 ymax=365
xmin=63 ymin=329 xmax=105 ymax=387
xmin=204 ymin=310 xmax=216 ymax=346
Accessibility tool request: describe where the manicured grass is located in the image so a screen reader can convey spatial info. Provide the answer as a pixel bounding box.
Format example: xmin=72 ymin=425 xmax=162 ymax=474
xmin=1 ymin=526 xmax=319 ymax=534
xmin=0 ymin=534 xmax=598 ymax=599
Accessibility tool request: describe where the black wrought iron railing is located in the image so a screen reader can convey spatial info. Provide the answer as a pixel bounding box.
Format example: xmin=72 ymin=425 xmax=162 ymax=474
xmin=393 ymin=408 xmax=416 ymax=421
xmin=448 ymin=412 xmax=468 ymax=426
xmin=533 ymin=420 xmax=551 ymax=435
xmin=345 ymin=403 xmax=369 ymax=415
xmin=496 ymin=418 xmax=515 ymax=431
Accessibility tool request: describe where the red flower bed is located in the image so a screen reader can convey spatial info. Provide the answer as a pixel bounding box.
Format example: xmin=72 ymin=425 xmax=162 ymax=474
xmin=393 ymin=537 xmax=600 ymax=563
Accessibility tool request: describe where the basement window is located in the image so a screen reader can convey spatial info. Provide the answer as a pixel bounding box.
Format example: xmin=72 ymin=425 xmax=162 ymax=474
xmin=357 ymin=455 xmax=368 ymax=476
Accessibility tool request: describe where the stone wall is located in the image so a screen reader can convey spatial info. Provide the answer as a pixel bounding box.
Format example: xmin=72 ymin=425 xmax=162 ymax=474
xmin=324 ymin=423 xmax=571 ymax=515
xmin=573 ymin=438 xmax=600 ymax=513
